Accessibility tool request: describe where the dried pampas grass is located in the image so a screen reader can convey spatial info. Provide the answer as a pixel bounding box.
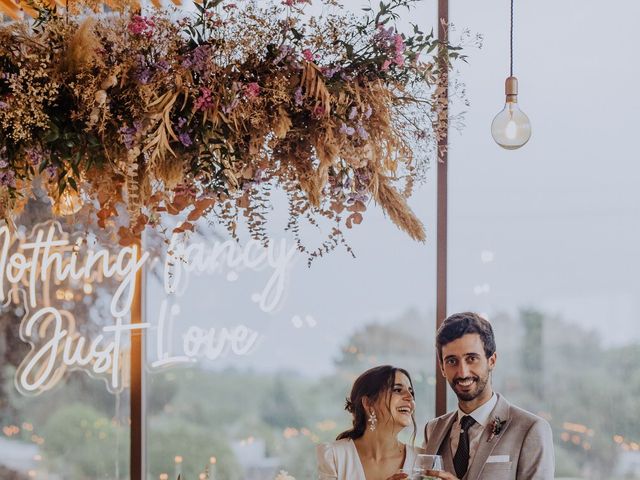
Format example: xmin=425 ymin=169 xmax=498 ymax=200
xmin=374 ymin=175 xmax=426 ymax=242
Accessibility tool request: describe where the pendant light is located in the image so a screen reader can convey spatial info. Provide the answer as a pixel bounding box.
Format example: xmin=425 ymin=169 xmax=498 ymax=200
xmin=491 ymin=0 xmax=531 ymax=150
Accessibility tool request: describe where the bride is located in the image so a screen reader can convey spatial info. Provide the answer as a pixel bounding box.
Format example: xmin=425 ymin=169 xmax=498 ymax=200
xmin=316 ymin=365 xmax=424 ymax=480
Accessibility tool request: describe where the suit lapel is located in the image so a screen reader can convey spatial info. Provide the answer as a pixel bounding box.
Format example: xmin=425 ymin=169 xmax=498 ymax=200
xmin=425 ymin=412 xmax=457 ymax=475
xmin=425 ymin=412 xmax=457 ymax=456
xmin=466 ymin=394 xmax=512 ymax=480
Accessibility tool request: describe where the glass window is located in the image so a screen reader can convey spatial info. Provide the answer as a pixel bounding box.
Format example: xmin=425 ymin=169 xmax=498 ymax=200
xmin=0 ymin=199 xmax=131 ymax=479
xmin=450 ymin=1 xmax=640 ymax=478
xmin=143 ymin=185 xmax=437 ymax=479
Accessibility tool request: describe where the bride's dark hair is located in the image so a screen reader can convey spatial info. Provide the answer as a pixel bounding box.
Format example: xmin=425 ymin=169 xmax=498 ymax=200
xmin=336 ymin=365 xmax=416 ymax=443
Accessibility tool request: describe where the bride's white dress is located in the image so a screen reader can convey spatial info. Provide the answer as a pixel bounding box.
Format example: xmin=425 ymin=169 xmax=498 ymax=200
xmin=316 ymin=438 xmax=422 ymax=479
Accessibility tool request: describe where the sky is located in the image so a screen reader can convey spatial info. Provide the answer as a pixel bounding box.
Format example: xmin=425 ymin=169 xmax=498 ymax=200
xmin=145 ymin=0 xmax=640 ymax=377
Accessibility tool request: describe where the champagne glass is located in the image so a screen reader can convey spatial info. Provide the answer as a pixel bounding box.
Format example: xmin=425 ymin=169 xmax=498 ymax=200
xmin=412 ymin=454 xmax=443 ymax=480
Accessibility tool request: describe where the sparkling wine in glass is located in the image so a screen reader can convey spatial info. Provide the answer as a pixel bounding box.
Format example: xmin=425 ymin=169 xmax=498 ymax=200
xmin=412 ymin=454 xmax=443 ymax=480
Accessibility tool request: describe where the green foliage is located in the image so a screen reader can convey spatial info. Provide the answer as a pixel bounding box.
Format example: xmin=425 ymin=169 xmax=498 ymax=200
xmin=261 ymin=377 xmax=304 ymax=429
xmin=148 ymin=417 xmax=241 ymax=480
xmin=40 ymin=403 xmax=128 ymax=479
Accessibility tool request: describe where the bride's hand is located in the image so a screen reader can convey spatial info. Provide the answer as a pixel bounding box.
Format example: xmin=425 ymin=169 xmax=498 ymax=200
xmin=385 ymin=473 xmax=408 ymax=480
xmin=425 ymin=470 xmax=459 ymax=480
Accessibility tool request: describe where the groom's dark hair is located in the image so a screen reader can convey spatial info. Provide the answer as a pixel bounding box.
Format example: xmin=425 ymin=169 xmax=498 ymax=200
xmin=436 ymin=312 xmax=496 ymax=362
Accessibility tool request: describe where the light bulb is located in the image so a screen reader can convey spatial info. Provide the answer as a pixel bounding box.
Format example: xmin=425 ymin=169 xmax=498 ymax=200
xmin=491 ymin=76 xmax=531 ymax=150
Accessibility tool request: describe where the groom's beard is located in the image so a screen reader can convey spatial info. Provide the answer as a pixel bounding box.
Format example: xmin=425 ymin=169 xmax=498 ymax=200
xmin=450 ymin=373 xmax=489 ymax=402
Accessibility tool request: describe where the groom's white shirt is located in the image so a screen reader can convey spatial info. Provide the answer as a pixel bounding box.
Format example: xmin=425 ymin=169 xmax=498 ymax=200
xmin=450 ymin=393 xmax=498 ymax=464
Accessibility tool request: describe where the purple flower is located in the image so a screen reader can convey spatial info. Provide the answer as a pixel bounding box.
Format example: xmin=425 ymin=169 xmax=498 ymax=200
xmin=179 ymin=132 xmax=192 ymax=147
xmin=340 ymin=71 xmax=354 ymax=82
xmin=273 ymin=45 xmax=292 ymax=65
xmin=188 ymin=45 xmax=213 ymax=75
xmin=294 ymin=87 xmax=304 ymax=106
xmin=320 ymin=65 xmax=341 ymax=78
xmin=0 ymin=160 xmax=8 ymax=169
xmin=25 ymin=147 xmax=44 ymax=166
xmin=364 ymin=105 xmax=372 ymax=119
xmin=339 ymin=123 xmax=355 ymax=136
xmin=356 ymin=125 xmax=369 ymax=140
xmin=137 ymin=68 xmax=152 ymax=84
xmin=0 ymin=101 xmax=8 ymax=109
xmin=348 ymin=192 xmax=368 ymax=204
xmin=348 ymin=107 xmax=358 ymax=120
xmin=119 ymin=125 xmax=139 ymax=149
xmin=253 ymin=168 xmax=265 ymax=183
xmin=374 ymin=25 xmax=395 ymax=47
xmin=45 ymin=165 xmax=57 ymax=179
xmin=176 ymin=117 xmax=187 ymax=129
xmin=0 ymin=170 xmax=16 ymax=187
xmin=155 ymin=60 xmax=170 ymax=73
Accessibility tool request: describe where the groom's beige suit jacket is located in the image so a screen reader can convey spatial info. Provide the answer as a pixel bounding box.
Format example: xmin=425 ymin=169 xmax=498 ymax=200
xmin=423 ymin=393 xmax=554 ymax=480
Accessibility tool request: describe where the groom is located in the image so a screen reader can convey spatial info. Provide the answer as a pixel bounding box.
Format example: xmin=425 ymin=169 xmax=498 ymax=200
xmin=423 ymin=312 xmax=554 ymax=480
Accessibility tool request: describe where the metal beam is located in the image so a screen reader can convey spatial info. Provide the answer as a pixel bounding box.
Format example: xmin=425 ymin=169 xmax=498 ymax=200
xmin=130 ymin=236 xmax=146 ymax=480
xmin=435 ymin=0 xmax=449 ymax=418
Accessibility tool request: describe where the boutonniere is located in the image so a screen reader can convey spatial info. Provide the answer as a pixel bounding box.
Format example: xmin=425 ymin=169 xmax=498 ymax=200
xmin=487 ymin=416 xmax=506 ymax=442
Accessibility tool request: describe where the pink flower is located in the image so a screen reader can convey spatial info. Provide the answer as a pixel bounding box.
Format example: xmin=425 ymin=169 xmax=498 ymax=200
xmin=244 ymin=82 xmax=261 ymax=99
xmin=302 ymin=48 xmax=315 ymax=62
xmin=312 ymin=105 xmax=325 ymax=119
xmin=194 ymin=87 xmax=213 ymax=111
xmin=128 ymin=15 xmax=155 ymax=37
xmin=374 ymin=26 xmax=406 ymax=71
xmin=393 ymin=33 xmax=405 ymax=66
xmin=394 ymin=34 xmax=405 ymax=55
xmin=282 ymin=0 xmax=311 ymax=6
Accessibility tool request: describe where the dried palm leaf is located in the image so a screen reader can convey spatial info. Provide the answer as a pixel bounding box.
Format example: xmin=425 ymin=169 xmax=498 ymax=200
xmin=300 ymin=61 xmax=331 ymax=116
xmin=144 ymin=88 xmax=181 ymax=166
xmin=274 ymin=106 xmax=292 ymax=138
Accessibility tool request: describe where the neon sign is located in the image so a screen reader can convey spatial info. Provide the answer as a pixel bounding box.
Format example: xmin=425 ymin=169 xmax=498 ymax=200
xmin=1 ymin=221 xmax=149 ymax=395
xmin=2 ymin=221 xmax=295 ymax=395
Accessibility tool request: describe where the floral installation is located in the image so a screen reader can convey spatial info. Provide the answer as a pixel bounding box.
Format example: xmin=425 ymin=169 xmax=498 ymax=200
xmin=0 ymin=0 xmax=465 ymax=256
xmin=487 ymin=416 xmax=506 ymax=442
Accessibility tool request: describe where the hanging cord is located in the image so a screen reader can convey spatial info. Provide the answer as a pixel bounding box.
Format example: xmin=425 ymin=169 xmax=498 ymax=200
xmin=510 ymin=0 xmax=514 ymax=77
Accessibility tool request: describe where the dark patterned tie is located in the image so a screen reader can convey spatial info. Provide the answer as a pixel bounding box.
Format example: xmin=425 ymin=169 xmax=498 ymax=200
xmin=453 ymin=415 xmax=476 ymax=478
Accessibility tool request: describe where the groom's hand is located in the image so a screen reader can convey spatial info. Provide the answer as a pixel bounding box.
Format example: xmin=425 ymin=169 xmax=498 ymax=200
xmin=425 ymin=470 xmax=459 ymax=480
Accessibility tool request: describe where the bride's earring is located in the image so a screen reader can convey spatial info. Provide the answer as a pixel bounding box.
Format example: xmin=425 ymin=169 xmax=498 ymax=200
xmin=368 ymin=409 xmax=377 ymax=432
